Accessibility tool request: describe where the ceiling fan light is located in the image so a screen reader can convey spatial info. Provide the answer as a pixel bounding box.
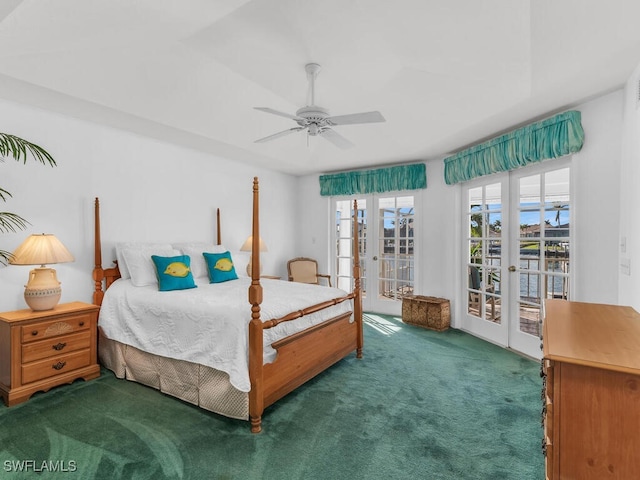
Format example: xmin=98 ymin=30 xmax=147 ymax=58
xmin=253 ymin=63 xmax=384 ymax=147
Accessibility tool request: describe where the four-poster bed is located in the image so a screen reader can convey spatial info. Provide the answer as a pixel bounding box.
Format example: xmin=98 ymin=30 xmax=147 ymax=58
xmin=92 ymin=177 xmax=363 ymax=432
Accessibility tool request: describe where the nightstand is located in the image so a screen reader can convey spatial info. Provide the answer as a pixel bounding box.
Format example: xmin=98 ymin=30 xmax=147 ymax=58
xmin=0 ymin=301 xmax=100 ymax=406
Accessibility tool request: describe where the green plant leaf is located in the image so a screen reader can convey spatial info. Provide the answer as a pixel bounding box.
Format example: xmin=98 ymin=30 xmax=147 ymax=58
xmin=0 ymin=211 xmax=30 ymax=233
xmin=0 ymin=248 xmax=13 ymax=266
xmin=0 ymin=133 xmax=56 ymax=166
xmin=0 ymin=187 xmax=12 ymax=203
xmin=1 ymin=133 xmax=56 ymax=261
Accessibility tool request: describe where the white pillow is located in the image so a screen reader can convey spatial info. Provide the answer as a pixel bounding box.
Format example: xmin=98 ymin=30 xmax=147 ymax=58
xmin=119 ymin=243 xmax=178 ymax=286
xmin=115 ymin=243 xmax=132 ymax=279
xmin=230 ymin=250 xmax=251 ymax=278
xmin=172 ymin=243 xmax=227 ymax=278
xmin=116 ymin=242 xmax=174 ymax=280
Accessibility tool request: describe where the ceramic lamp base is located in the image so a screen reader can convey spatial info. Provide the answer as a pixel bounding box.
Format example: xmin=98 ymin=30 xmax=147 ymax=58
xmin=24 ymin=267 xmax=62 ymax=311
xmin=246 ymin=257 xmax=263 ymax=277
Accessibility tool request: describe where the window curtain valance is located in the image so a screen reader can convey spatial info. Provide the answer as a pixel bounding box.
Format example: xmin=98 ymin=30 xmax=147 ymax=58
xmin=319 ymin=163 xmax=426 ymax=196
xmin=443 ymin=110 xmax=584 ymax=185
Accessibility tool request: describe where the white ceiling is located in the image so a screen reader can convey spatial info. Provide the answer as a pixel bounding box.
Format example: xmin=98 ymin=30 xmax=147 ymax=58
xmin=0 ymin=0 xmax=639 ymax=176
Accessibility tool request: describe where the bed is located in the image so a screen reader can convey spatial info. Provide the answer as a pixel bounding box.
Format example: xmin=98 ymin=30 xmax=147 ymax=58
xmin=92 ymin=177 xmax=363 ymax=433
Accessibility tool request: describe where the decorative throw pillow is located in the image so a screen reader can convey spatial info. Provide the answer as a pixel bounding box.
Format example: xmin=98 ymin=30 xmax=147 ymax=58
xmin=151 ymin=255 xmax=197 ymax=291
xmin=203 ymin=251 xmax=238 ymax=283
xmin=172 ymin=242 xmax=227 ymax=278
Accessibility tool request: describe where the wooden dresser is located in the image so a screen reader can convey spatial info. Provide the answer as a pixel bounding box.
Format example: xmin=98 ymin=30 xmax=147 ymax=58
xmin=542 ymin=300 xmax=640 ymax=479
xmin=0 ymin=301 xmax=100 ymax=406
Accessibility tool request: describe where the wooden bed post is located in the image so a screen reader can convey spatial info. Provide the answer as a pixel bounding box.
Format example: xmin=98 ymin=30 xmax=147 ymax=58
xmin=248 ymin=177 xmax=264 ymax=433
xmin=93 ymin=198 xmax=105 ymax=306
xmin=353 ymin=199 xmax=363 ymax=358
xmin=216 ymin=208 xmax=221 ymax=246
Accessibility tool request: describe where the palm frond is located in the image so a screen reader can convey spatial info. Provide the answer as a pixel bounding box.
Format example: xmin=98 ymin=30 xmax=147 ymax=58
xmin=0 ymin=187 xmax=12 ymax=203
xmin=0 ymin=133 xmax=55 ymax=260
xmin=0 ymin=211 xmax=30 ymax=234
xmin=0 ymin=133 xmax=56 ymax=166
xmin=0 ymin=249 xmax=13 ymax=266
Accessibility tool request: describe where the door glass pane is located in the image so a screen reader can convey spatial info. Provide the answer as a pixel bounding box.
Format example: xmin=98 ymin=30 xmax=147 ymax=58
xmin=517 ymin=168 xmax=570 ymax=337
xmin=335 ymin=199 xmax=366 ymax=294
xmin=488 ymin=240 xmax=501 ymax=266
xmin=467 ymin=183 xmax=502 ymax=323
xmin=543 ymin=206 xmax=569 ymax=234
xmin=377 ymin=196 xmax=414 ymax=301
xmin=519 ymin=272 xmax=540 ymax=303
xmin=519 ymin=301 xmax=540 ymax=334
xmin=519 ymin=174 xmax=541 ymax=206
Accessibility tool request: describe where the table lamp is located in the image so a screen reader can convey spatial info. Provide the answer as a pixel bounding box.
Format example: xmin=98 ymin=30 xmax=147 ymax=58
xmin=9 ymin=233 xmax=75 ymax=311
xmin=240 ymin=235 xmax=267 ymax=276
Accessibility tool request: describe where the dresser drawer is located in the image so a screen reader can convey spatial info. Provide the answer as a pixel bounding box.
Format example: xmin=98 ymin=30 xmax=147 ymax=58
xmin=21 ymin=349 xmax=91 ymax=384
xmin=22 ymin=330 xmax=91 ymax=364
xmin=21 ymin=313 xmax=91 ymax=344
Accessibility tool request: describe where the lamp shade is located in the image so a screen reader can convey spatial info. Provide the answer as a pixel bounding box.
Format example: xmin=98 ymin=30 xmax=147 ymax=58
xmin=10 ymin=234 xmax=74 ymax=266
xmin=240 ymin=236 xmax=268 ymax=253
xmin=9 ymin=234 xmax=74 ymax=311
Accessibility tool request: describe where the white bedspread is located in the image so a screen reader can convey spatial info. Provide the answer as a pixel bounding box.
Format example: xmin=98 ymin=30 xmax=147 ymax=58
xmin=98 ymin=277 xmax=353 ymax=392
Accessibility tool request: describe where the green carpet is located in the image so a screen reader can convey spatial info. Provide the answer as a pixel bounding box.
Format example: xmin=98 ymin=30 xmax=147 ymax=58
xmin=0 ymin=314 xmax=544 ymax=479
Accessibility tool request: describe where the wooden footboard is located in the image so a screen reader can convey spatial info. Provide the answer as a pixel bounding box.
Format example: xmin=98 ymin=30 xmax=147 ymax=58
xmin=93 ymin=177 xmax=363 ymax=434
xmin=246 ymin=177 xmax=363 ymax=433
xmin=263 ymin=311 xmax=357 ymax=408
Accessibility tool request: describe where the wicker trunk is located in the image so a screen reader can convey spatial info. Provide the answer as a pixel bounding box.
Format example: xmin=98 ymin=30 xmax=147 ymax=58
xmin=402 ymin=295 xmax=450 ymax=331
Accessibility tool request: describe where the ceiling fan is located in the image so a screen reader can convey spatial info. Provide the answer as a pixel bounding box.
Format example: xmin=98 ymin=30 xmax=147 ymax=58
xmin=253 ymin=63 xmax=385 ymax=149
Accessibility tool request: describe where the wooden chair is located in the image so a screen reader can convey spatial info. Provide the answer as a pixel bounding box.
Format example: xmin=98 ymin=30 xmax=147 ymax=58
xmin=287 ymin=257 xmax=332 ymax=287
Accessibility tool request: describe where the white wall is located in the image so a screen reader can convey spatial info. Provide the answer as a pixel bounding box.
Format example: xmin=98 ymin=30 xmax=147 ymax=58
xmin=0 ymin=99 xmax=297 ymax=312
xmin=416 ymin=160 xmax=459 ymax=316
xmin=294 ymin=175 xmax=332 ymax=275
xmin=619 ymin=64 xmax=640 ymax=310
xmin=572 ymin=90 xmax=623 ymax=304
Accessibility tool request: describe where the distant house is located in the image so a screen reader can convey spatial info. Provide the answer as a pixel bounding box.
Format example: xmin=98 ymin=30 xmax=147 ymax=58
xmin=520 ymin=223 xmax=569 ymax=238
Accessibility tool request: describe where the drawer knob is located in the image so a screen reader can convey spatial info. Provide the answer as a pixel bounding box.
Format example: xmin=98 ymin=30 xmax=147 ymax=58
xmin=79 ymin=321 xmax=85 ymax=327
xmin=52 ymin=361 xmax=66 ymax=371
xmin=31 ymin=330 xmax=38 ymax=336
xmin=52 ymin=342 xmax=66 ymax=351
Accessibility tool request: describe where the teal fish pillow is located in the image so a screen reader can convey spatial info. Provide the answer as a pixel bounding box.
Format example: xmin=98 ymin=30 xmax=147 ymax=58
xmin=151 ymin=255 xmax=197 ymax=291
xmin=203 ymin=251 xmax=238 ymax=283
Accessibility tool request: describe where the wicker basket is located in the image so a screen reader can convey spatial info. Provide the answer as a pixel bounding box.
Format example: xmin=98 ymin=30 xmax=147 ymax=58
xmin=402 ymin=295 xmax=450 ymax=331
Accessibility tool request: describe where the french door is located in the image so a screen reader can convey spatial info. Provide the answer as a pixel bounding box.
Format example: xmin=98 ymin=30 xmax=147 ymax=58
xmin=333 ymin=194 xmax=416 ymax=315
xmin=462 ymin=160 xmax=572 ymax=359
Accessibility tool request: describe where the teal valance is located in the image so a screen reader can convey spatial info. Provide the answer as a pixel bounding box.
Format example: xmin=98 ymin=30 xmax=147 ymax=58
xmin=443 ymin=110 xmax=584 ymax=185
xmin=319 ymin=163 xmax=426 ymax=196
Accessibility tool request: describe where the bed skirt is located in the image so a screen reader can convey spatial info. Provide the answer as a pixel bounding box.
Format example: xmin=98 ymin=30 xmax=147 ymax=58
xmin=98 ymin=329 xmax=249 ymax=420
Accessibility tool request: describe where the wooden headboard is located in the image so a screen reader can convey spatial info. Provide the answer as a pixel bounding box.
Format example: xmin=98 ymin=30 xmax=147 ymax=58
xmin=92 ymin=197 xmax=222 ymax=306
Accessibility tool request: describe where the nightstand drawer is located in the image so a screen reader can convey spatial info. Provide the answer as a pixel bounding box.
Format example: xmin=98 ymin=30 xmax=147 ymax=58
xmin=1 ymin=302 xmax=100 ymax=407
xmin=22 ymin=330 xmax=91 ymax=364
xmin=22 ymin=349 xmax=91 ymax=384
xmin=21 ymin=312 xmax=91 ymax=343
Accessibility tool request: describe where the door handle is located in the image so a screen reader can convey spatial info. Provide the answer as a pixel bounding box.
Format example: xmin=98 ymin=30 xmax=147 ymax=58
xmin=508 ymin=265 xmax=517 ymax=272
xmin=373 ymin=256 xmax=378 ymax=261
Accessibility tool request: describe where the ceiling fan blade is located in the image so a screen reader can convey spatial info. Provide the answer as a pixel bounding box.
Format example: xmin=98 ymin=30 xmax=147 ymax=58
xmin=319 ymin=128 xmax=355 ymax=149
xmin=327 ymin=111 xmax=386 ymax=126
xmin=254 ymin=127 xmax=304 ymax=144
xmin=254 ymin=107 xmax=304 ymax=122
